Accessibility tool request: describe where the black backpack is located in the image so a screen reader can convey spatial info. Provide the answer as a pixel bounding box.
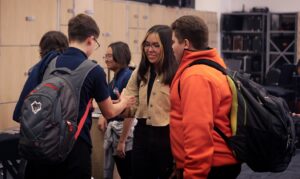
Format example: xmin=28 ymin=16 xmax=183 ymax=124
xmin=178 ymin=59 xmax=296 ymax=172
xmin=19 ymin=57 xmax=97 ymax=163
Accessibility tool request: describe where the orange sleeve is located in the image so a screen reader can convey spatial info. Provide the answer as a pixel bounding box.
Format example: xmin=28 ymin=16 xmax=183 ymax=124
xmin=180 ymin=74 xmax=220 ymax=179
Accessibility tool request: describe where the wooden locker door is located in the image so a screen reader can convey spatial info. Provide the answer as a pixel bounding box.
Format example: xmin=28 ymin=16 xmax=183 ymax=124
xmin=60 ymin=0 xmax=74 ymax=25
xmin=59 ymin=25 xmax=69 ymax=38
xmin=0 ymin=47 xmax=39 ymax=103
xmin=0 ymin=0 xmax=57 ymax=45
xmin=28 ymin=0 xmax=58 ymax=45
xmin=0 ymin=103 xmax=19 ymax=130
xmin=129 ymin=29 xmax=140 ymax=55
xmin=138 ymin=2 xmax=149 ymax=29
xmin=131 ymin=53 xmax=141 ymax=68
xmin=92 ymin=0 xmax=113 ymax=69
xmin=149 ymin=5 xmax=165 ymax=27
xmin=111 ymin=1 xmax=128 ymax=43
xmin=0 ymin=0 xmax=30 ymax=45
xmin=127 ymin=1 xmax=139 ymax=28
xmin=163 ymin=7 xmax=179 ymax=26
xmin=74 ymin=0 xmax=94 ymax=16
xmin=138 ymin=29 xmax=146 ymax=54
xmin=129 ymin=29 xmax=145 ymax=67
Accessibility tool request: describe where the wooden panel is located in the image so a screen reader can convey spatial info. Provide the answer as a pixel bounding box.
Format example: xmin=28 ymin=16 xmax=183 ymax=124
xmin=127 ymin=1 xmax=149 ymax=28
xmin=0 ymin=103 xmax=19 ymax=130
xmin=59 ymin=25 xmax=69 ymax=38
xmin=74 ymin=0 xmax=94 ymax=16
xmin=149 ymin=5 xmax=165 ymax=27
xmin=0 ymin=47 xmax=39 ymax=103
xmin=128 ymin=1 xmax=139 ymax=28
xmin=0 ymin=0 xmax=57 ymax=45
xmin=92 ymin=0 xmax=113 ymax=68
xmin=0 ymin=0 xmax=30 ymax=45
xmin=164 ymin=7 xmax=180 ymax=26
xmin=28 ymin=0 xmax=58 ymax=45
xmin=129 ymin=28 xmax=145 ymax=54
xmin=60 ymin=0 xmax=74 ymax=25
xmin=111 ymin=1 xmax=128 ymax=43
xmin=138 ymin=2 xmax=149 ymax=29
xmin=131 ymin=53 xmax=141 ymax=68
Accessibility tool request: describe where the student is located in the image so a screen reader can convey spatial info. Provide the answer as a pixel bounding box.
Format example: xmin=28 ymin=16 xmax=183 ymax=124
xmin=98 ymin=41 xmax=134 ymax=179
xmin=123 ymin=25 xmax=178 ymax=179
xmin=169 ymin=15 xmax=241 ymax=179
xmin=13 ymin=31 xmax=69 ymax=122
xmin=16 ymin=14 xmax=135 ymax=179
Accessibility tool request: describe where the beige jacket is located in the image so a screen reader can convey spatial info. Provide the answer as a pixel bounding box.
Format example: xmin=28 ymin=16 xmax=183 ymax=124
xmin=123 ymin=68 xmax=170 ymax=126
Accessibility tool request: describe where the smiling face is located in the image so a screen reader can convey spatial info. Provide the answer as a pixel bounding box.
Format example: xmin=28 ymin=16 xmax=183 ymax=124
xmin=143 ymin=33 xmax=163 ymax=65
xmin=104 ymin=47 xmax=120 ymax=72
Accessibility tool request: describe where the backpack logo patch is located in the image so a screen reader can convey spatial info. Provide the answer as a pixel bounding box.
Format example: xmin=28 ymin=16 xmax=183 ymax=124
xmin=31 ymin=101 xmax=42 ymax=114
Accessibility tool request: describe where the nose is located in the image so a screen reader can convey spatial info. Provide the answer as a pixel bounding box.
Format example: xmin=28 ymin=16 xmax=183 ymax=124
xmin=148 ymin=45 xmax=155 ymax=51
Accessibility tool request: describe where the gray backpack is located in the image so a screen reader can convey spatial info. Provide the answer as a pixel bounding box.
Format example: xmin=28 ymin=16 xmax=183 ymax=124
xmin=19 ymin=57 xmax=97 ymax=163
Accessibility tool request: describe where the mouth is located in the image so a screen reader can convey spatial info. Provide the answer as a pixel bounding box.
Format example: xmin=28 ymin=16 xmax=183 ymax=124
xmin=147 ymin=54 xmax=157 ymax=59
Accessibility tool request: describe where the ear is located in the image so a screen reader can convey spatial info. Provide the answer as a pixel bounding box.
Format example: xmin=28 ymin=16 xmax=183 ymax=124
xmin=86 ymin=36 xmax=93 ymax=46
xmin=183 ymin=39 xmax=190 ymax=49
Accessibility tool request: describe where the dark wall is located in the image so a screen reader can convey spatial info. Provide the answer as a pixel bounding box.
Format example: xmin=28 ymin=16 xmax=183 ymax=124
xmin=128 ymin=0 xmax=195 ymax=8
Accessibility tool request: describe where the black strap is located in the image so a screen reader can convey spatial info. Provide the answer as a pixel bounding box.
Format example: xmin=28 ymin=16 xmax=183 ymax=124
xmin=177 ymin=59 xmax=230 ymax=144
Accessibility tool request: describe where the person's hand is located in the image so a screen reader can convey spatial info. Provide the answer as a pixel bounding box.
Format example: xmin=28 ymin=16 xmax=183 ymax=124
xmin=116 ymin=141 xmax=126 ymax=158
xmin=292 ymin=113 xmax=300 ymax=117
xmin=112 ymin=88 xmax=121 ymax=104
xmin=119 ymin=90 xmax=136 ymax=108
xmin=97 ymin=116 xmax=107 ymax=133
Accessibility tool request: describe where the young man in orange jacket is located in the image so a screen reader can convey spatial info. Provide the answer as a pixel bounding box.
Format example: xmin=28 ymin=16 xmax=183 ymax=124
xmin=169 ymin=15 xmax=241 ymax=179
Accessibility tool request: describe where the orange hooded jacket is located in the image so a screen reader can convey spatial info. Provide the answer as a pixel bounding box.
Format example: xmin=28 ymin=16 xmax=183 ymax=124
xmin=170 ymin=49 xmax=239 ymax=179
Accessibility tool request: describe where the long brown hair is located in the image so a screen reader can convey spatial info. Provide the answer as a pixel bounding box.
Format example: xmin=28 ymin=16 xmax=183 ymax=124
xmin=137 ymin=25 xmax=178 ymax=85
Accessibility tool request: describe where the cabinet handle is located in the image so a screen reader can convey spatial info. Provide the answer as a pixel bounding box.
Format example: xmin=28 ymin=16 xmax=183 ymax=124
xmin=134 ymin=14 xmax=139 ymax=19
xmin=67 ymin=8 xmax=74 ymax=14
xmin=133 ymin=40 xmax=138 ymax=44
xmin=102 ymin=32 xmax=111 ymax=37
xmin=143 ymin=15 xmax=148 ymax=20
xmin=25 ymin=16 xmax=36 ymax=21
xmin=84 ymin=9 xmax=94 ymax=15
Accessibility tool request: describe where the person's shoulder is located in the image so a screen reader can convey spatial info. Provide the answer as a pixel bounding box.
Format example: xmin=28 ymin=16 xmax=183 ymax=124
xmin=87 ymin=64 xmax=106 ymax=79
xmin=124 ymin=67 xmax=133 ymax=76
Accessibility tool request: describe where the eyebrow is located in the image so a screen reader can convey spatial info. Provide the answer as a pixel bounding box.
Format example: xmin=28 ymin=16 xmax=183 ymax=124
xmin=144 ymin=41 xmax=160 ymax=44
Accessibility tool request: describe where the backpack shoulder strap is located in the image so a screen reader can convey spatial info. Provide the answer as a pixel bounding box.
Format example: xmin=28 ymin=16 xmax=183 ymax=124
xmin=178 ymin=59 xmax=227 ymax=99
xmin=67 ymin=59 xmax=98 ymax=107
xmin=42 ymin=56 xmax=59 ymax=81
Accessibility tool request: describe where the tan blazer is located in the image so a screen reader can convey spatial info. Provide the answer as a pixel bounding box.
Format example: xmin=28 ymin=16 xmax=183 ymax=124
xmin=123 ymin=68 xmax=170 ymax=126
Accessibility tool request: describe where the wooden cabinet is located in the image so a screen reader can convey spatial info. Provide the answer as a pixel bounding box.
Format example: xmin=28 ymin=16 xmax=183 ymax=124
xmin=149 ymin=5 xmax=165 ymax=27
xmin=163 ymin=7 xmax=180 ymax=26
xmin=127 ymin=1 xmax=149 ymax=29
xmin=60 ymin=0 xmax=74 ymax=25
xmin=0 ymin=47 xmax=39 ymax=103
xmin=111 ymin=1 xmax=128 ymax=43
xmin=92 ymin=0 xmax=129 ymax=71
xmin=74 ymin=0 xmax=94 ymax=16
xmin=129 ymin=28 xmax=145 ymax=54
xmin=92 ymin=0 xmax=112 ymax=69
xmin=0 ymin=103 xmax=19 ymax=130
xmin=0 ymin=0 xmax=57 ymax=45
